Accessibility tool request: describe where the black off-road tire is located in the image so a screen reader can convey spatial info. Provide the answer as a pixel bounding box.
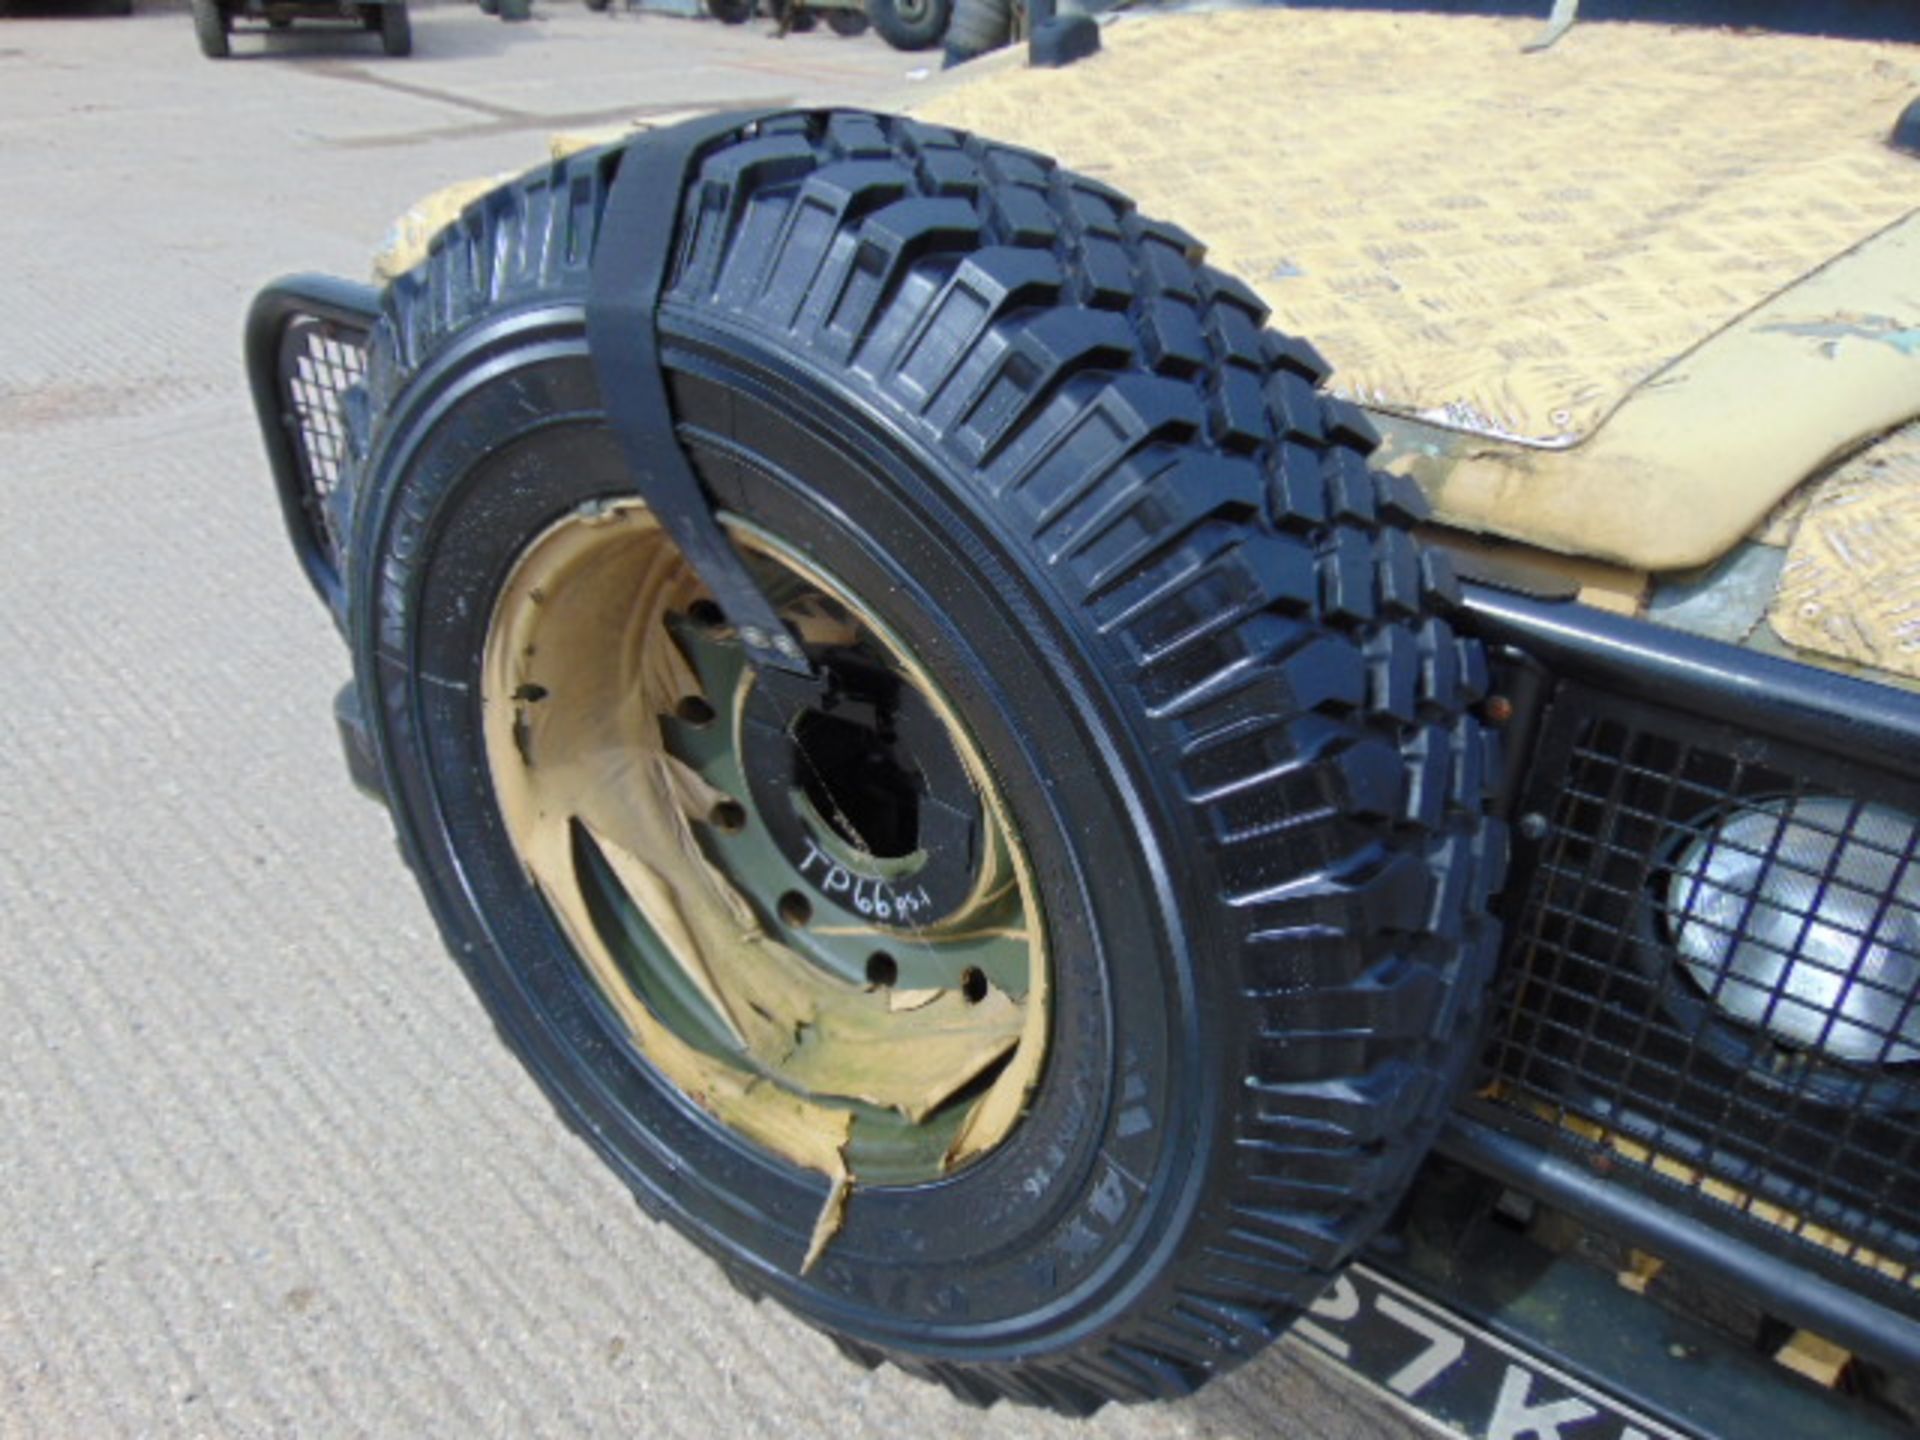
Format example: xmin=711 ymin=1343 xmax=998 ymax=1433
xmin=342 ymin=111 xmax=1504 ymax=1413
xmin=825 ymin=5 xmax=867 ymax=34
xmin=942 ymin=0 xmax=1008 ymax=64
xmin=868 ymin=0 xmax=946 ymax=47
xmin=379 ymin=0 xmax=411 ymax=53
xmin=192 ymin=0 xmax=229 ymax=57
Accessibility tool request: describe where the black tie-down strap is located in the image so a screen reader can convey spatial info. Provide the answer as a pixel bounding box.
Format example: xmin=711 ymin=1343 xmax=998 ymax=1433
xmin=586 ymin=109 xmax=816 ymax=680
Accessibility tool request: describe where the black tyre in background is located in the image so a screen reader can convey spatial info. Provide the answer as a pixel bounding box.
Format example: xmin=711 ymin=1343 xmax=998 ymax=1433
xmin=868 ymin=0 xmax=947 ymax=47
xmin=191 ymin=0 xmax=229 ymax=56
xmin=379 ymin=0 xmax=410 ymax=54
xmin=943 ymin=0 xmax=1009 ymax=63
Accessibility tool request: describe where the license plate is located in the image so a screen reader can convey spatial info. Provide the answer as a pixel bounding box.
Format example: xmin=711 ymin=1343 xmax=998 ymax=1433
xmin=1292 ymin=1265 xmax=1691 ymax=1440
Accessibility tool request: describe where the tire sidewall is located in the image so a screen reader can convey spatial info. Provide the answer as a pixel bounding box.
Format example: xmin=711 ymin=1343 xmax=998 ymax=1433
xmin=352 ymin=315 xmax=1230 ymax=1357
xmin=380 ymin=2 xmax=411 ymax=55
xmin=193 ymin=0 xmax=230 ymax=56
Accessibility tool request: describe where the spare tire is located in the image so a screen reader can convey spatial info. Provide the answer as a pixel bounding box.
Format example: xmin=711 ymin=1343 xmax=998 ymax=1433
xmin=342 ymin=110 xmax=1504 ymax=1412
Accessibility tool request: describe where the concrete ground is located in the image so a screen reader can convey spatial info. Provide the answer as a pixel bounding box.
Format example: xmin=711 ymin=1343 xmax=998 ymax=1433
xmin=0 ymin=8 xmax=1426 ymax=1437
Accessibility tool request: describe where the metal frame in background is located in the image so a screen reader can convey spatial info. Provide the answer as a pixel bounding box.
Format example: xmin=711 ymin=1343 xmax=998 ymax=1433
xmin=1454 ymin=582 xmax=1920 ymax=1381
xmin=244 ymin=275 xmax=382 ymax=621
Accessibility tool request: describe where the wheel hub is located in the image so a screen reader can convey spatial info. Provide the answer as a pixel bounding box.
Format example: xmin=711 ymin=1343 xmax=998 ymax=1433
xmin=727 ymin=640 xmax=987 ymax=927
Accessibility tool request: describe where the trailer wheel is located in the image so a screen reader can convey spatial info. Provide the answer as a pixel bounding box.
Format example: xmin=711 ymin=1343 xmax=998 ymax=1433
xmin=868 ymin=0 xmax=946 ymax=47
xmin=344 ymin=111 xmax=1504 ymax=1413
xmin=192 ymin=0 xmax=229 ymax=57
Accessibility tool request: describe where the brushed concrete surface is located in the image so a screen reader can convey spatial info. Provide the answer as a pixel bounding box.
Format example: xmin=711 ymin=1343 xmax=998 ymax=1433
xmin=0 ymin=9 xmax=1429 ymax=1436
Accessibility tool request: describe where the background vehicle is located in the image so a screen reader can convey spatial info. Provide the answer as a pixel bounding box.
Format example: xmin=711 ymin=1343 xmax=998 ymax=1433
xmin=704 ymin=0 xmax=947 ymax=49
xmin=193 ymin=0 xmax=410 ymax=56
xmin=247 ymin=6 xmax=1920 ymax=1434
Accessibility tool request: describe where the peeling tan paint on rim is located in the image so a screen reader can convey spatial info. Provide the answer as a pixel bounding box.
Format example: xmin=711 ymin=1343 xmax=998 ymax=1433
xmin=480 ymin=500 xmax=1049 ymax=1268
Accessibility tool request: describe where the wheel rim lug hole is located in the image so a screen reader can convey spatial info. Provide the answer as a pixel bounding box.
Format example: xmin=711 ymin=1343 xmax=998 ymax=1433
xmin=710 ymin=800 xmax=747 ymax=833
xmin=866 ymin=951 xmax=898 ymax=988
xmin=676 ymin=696 xmax=717 ymax=726
xmin=688 ymin=599 xmax=725 ymax=629
xmin=960 ymin=967 xmax=987 ymax=1004
xmin=778 ymin=890 xmax=813 ymax=928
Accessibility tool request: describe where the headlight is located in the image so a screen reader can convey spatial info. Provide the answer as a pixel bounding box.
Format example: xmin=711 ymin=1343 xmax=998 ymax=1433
xmin=1667 ymin=797 xmax=1920 ymax=1066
